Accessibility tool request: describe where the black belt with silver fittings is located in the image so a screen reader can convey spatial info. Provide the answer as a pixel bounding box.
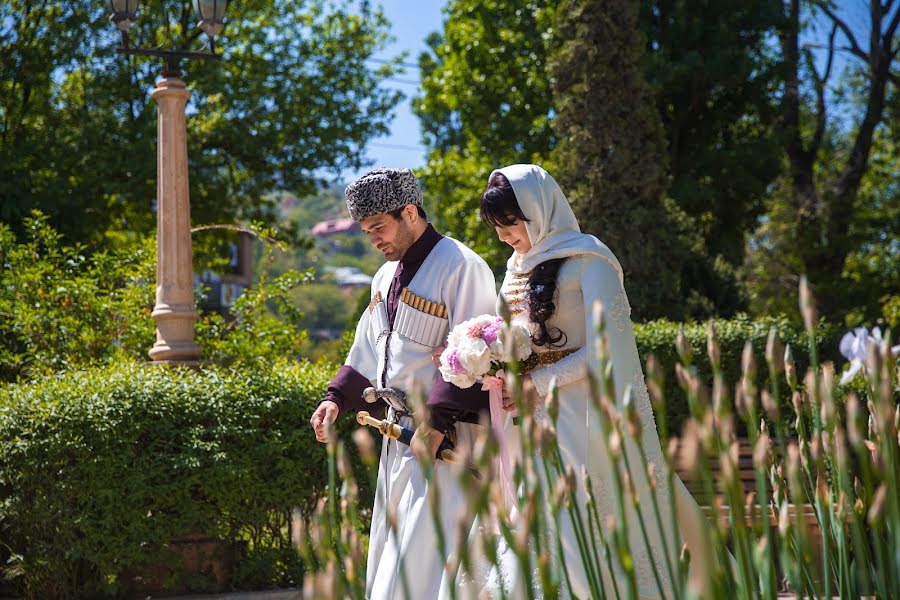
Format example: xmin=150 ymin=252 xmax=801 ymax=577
xmin=519 ymin=347 xmax=580 ymax=375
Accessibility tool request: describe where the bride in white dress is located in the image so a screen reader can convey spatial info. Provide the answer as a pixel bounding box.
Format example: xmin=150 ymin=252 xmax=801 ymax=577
xmin=443 ymin=164 xmax=712 ymax=599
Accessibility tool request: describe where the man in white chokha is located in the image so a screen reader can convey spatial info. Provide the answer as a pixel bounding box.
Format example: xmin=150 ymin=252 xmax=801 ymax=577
xmin=309 ymin=167 xmax=496 ymax=599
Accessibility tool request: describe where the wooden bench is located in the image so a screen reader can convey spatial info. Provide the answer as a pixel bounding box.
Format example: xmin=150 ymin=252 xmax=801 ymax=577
xmin=674 ymin=436 xmax=819 ymax=535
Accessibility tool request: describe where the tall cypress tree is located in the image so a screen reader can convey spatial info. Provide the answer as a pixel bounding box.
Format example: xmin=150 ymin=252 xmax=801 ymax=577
xmin=552 ymin=0 xmax=692 ymax=320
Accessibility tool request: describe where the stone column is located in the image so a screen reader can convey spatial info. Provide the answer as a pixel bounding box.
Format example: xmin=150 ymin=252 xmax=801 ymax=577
xmin=148 ymin=76 xmax=200 ymax=364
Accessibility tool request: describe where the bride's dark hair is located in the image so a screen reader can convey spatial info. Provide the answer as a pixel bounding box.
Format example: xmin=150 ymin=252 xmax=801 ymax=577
xmin=480 ymin=172 xmax=567 ymax=348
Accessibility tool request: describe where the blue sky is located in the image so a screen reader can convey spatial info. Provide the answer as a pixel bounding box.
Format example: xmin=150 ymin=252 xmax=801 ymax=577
xmin=350 ymin=1 xmax=446 ymax=180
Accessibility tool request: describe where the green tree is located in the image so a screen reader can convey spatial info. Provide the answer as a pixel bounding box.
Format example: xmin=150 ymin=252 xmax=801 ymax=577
xmin=282 ymin=186 xmax=348 ymax=233
xmin=753 ymin=0 xmax=900 ymax=321
xmin=416 ymin=0 xmax=788 ymax=316
xmin=0 ymin=212 xmax=327 ymax=383
xmin=552 ymin=0 xmax=698 ymax=319
xmin=749 ymin=111 xmax=900 ymax=328
xmin=640 ymin=0 xmax=785 ymax=316
xmin=832 ymin=125 xmax=900 ymax=328
xmin=0 ymin=0 xmax=402 ymax=244
xmin=289 ymin=283 xmax=353 ymax=331
xmin=0 ymin=213 xmax=156 ymax=382
xmin=413 ymin=0 xmax=559 ymax=271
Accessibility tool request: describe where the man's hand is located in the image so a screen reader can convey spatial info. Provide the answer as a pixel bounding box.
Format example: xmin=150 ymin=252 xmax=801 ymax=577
xmin=426 ymin=428 xmax=445 ymax=458
xmin=502 ymin=374 xmax=537 ymax=411
xmin=310 ymin=400 xmax=339 ymax=443
xmin=431 ymin=344 xmax=446 ymax=368
xmin=412 ymin=425 xmax=446 ymax=461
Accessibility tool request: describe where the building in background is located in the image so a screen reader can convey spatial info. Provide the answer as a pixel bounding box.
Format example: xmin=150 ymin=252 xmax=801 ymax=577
xmin=311 ymin=218 xmax=360 ymax=238
xmin=196 ymin=231 xmax=254 ymax=315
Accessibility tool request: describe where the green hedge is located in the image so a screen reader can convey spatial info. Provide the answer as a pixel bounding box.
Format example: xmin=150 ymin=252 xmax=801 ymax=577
xmin=635 ymin=314 xmax=842 ymax=433
xmin=0 ymin=359 xmax=372 ymax=598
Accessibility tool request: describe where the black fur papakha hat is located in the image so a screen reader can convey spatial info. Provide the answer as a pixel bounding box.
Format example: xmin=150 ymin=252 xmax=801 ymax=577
xmin=345 ymin=167 xmax=423 ymax=221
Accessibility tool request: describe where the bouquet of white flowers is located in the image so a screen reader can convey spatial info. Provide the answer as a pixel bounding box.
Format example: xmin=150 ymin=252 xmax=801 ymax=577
xmin=438 ymin=314 xmax=532 ymax=511
xmin=438 ymin=314 xmax=532 ymax=388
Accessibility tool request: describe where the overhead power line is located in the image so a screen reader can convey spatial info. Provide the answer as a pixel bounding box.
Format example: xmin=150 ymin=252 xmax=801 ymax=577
xmin=367 ymin=56 xmax=421 ymax=69
xmin=369 ymin=142 xmax=423 ymax=151
xmin=384 ymin=77 xmax=420 ymax=86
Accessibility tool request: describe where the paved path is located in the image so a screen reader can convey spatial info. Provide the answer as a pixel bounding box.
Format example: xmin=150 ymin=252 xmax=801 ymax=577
xmin=163 ymin=590 xmax=301 ymax=600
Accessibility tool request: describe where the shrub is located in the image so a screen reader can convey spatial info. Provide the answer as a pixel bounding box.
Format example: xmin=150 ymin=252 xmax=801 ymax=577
xmin=635 ymin=314 xmax=842 ymax=432
xmin=0 ymin=213 xmax=156 ymax=383
xmin=0 ymin=212 xmax=318 ymax=383
xmin=0 ymin=359 xmax=371 ymax=598
xmin=195 ymin=267 xmax=316 ymax=368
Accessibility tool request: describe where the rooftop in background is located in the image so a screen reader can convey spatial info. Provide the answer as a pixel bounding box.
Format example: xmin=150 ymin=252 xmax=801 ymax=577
xmin=329 ymin=266 xmax=373 ymax=288
xmin=311 ymin=218 xmax=360 ymax=237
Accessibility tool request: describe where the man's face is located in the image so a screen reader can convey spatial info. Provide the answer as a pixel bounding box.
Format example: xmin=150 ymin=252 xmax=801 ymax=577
xmin=359 ymin=206 xmax=417 ymax=261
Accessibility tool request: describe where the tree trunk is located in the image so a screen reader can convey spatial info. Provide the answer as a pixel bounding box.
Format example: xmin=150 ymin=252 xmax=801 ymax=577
xmin=552 ymin=0 xmax=683 ymax=319
xmin=779 ymin=0 xmax=898 ymax=319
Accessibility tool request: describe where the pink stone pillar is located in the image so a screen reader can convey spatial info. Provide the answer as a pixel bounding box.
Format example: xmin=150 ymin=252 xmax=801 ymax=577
xmin=148 ymin=76 xmax=200 ymax=364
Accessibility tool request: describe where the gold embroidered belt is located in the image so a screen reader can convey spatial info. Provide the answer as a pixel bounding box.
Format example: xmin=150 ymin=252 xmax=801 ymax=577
xmin=519 ymin=347 xmax=580 ymax=375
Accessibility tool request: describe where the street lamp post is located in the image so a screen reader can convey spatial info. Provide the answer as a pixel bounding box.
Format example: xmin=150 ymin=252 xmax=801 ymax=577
xmin=105 ymin=0 xmax=229 ymax=365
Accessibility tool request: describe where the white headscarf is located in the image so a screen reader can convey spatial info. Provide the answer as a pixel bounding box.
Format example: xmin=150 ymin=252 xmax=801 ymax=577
xmin=495 ymin=164 xmax=624 ymax=284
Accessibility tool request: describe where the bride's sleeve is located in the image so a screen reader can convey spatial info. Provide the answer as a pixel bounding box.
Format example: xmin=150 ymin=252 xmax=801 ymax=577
xmin=580 ymin=255 xmax=651 ymax=418
xmin=529 ymin=346 xmax=588 ymax=397
xmin=529 ymin=255 xmax=637 ymax=400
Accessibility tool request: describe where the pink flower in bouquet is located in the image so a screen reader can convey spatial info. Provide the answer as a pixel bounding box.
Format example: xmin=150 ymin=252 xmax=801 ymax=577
xmin=480 ymin=319 xmax=502 ymax=346
xmin=445 ymin=349 xmax=466 ymax=375
xmin=467 ymin=321 xmax=487 ymax=338
xmin=439 ymin=314 xmax=532 ymax=389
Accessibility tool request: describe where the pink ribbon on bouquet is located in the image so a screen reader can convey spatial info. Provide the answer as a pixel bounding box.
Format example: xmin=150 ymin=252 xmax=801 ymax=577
xmin=482 ymin=369 xmax=517 ymax=512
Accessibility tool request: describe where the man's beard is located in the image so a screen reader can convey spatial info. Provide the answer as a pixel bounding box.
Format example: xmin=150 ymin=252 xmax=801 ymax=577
xmin=383 ymin=220 xmax=416 ymax=261
xmin=383 ymin=248 xmax=402 ymax=261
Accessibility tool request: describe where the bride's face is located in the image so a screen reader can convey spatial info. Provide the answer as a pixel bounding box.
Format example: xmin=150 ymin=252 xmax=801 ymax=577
xmin=494 ymin=219 xmax=532 ymax=253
